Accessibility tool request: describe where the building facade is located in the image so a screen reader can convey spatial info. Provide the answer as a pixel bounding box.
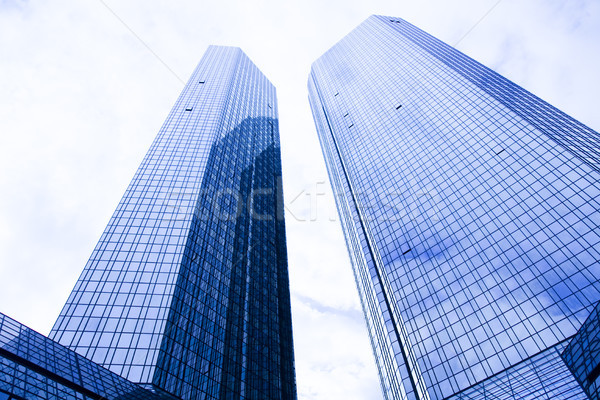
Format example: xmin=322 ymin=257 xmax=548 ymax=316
xmin=42 ymin=45 xmax=295 ymax=399
xmin=562 ymin=301 xmax=600 ymax=400
xmin=308 ymin=15 xmax=600 ymax=400
xmin=0 ymin=312 xmax=176 ymax=400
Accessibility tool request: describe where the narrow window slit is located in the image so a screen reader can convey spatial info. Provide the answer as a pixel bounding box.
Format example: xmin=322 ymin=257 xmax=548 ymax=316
xmin=402 ymin=248 xmax=412 ymax=255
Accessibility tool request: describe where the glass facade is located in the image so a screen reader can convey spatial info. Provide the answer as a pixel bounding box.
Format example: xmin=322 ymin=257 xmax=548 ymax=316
xmin=49 ymin=46 xmax=296 ymax=399
xmin=0 ymin=312 xmax=176 ymax=400
xmin=308 ymin=15 xmax=600 ymax=400
xmin=562 ymin=301 xmax=600 ymax=400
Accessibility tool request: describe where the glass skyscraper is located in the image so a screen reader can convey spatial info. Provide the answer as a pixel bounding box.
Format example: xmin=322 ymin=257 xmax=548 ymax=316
xmin=1 ymin=45 xmax=296 ymax=400
xmin=308 ymin=15 xmax=600 ymax=400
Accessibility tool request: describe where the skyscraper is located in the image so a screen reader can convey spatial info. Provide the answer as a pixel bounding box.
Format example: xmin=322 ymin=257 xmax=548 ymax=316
xmin=0 ymin=45 xmax=295 ymax=400
xmin=308 ymin=15 xmax=600 ymax=400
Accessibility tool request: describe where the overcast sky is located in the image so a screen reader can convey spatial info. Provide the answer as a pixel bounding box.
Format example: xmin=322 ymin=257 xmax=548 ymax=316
xmin=0 ymin=0 xmax=599 ymax=399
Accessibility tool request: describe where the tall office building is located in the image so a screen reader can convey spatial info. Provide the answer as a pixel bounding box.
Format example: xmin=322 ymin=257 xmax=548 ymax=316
xmin=0 ymin=45 xmax=296 ymax=400
xmin=308 ymin=15 xmax=600 ymax=400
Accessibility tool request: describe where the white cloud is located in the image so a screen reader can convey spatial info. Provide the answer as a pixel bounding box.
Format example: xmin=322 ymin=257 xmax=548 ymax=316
xmin=291 ymin=296 xmax=380 ymax=400
xmin=0 ymin=0 xmax=598 ymax=399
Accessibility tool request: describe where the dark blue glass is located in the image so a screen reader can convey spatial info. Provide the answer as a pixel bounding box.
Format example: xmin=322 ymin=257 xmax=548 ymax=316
xmin=0 ymin=312 xmax=176 ymax=400
xmin=562 ymin=301 xmax=600 ymax=400
xmin=48 ymin=46 xmax=296 ymax=399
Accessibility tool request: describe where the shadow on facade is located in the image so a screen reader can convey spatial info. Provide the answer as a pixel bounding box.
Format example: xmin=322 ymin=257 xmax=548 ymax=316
xmin=153 ymin=116 xmax=296 ymax=399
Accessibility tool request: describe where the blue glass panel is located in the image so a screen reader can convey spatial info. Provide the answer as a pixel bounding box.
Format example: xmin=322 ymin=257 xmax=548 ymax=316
xmin=48 ymin=46 xmax=296 ymax=399
xmin=308 ymin=15 xmax=600 ymax=400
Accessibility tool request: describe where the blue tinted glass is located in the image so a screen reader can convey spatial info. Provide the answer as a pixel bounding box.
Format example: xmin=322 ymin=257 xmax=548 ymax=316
xmin=48 ymin=46 xmax=296 ymax=399
xmin=0 ymin=312 xmax=172 ymax=400
xmin=562 ymin=301 xmax=600 ymax=400
xmin=308 ymin=15 xmax=599 ymax=400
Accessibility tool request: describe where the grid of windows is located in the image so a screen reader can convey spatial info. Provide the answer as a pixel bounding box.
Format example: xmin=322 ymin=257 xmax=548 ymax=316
xmin=308 ymin=15 xmax=600 ymax=400
xmin=49 ymin=46 xmax=296 ymax=399
xmin=0 ymin=312 xmax=174 ymax=400
xmin=448 ymin=341 xmax=585 ymax=400
xmin=562 ymin=301 xmax=600 ymax=400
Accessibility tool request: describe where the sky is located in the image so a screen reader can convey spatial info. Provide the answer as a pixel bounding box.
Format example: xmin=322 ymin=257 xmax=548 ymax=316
xmin=0 ymin=0 xmax=599 ymax=399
